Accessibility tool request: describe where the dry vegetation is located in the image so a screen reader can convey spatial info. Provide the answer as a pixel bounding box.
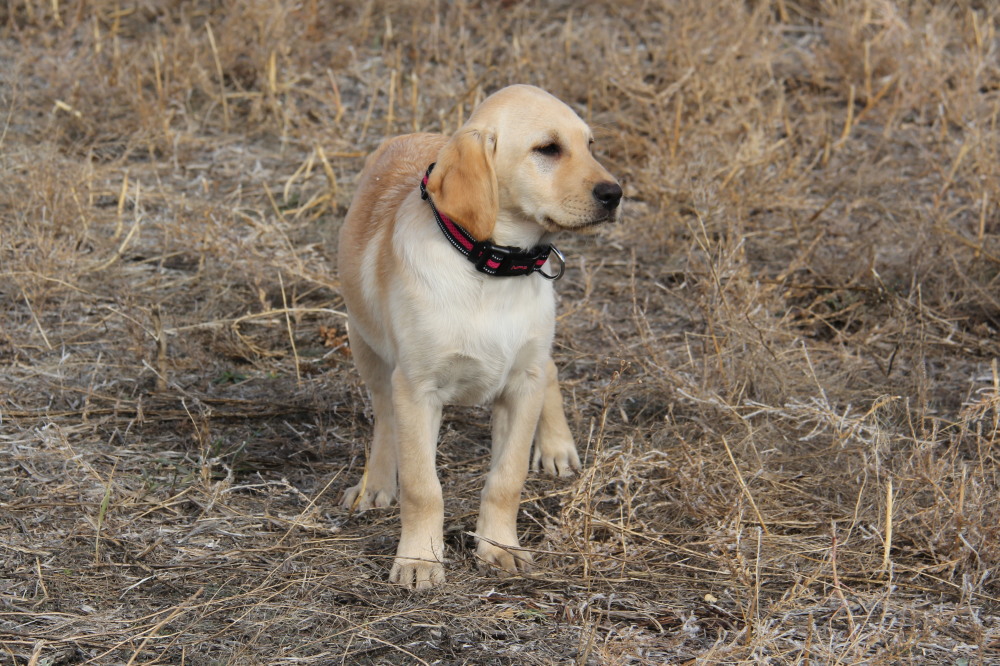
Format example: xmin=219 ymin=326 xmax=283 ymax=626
xmin=2 ymin=0 xmax=999 ymax=663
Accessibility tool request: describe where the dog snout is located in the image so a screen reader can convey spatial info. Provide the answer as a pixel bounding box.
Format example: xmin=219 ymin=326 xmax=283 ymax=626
xmin=593 ymin=181 xmax=623 ymax=212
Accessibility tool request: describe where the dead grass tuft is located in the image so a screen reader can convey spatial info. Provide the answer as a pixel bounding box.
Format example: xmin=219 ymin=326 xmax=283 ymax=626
xmin=2 ymin=1 xmax=999 ymax=663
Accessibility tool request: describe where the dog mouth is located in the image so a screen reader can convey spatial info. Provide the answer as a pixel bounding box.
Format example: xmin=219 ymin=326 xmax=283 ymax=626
xmin=544 ymin=212 xmax=618 ymax=233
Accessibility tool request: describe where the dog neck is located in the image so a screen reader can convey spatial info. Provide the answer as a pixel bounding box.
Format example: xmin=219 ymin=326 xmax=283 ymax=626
xmin=420 ymin=164 xmax=564 ymax=280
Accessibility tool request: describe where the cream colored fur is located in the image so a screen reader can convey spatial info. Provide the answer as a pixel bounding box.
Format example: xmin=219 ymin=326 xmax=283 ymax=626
xmin=337 ymin=84 xmax=621 ymax=589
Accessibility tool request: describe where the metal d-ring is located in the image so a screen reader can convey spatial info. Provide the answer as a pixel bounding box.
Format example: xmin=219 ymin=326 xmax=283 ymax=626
xmin=539 ymin=246 xmax=566 ymax=281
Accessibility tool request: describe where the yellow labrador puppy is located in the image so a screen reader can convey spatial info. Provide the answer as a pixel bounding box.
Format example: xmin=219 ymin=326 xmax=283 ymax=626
xmin=338 ymin=84 xmax=621 ymax=589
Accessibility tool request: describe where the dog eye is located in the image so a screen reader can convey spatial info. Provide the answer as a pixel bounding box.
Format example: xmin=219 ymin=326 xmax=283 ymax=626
xmin=534 ymin=142 xmax=562 ymax=157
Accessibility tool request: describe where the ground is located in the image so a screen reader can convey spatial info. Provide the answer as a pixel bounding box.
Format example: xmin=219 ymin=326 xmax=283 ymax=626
xmin=1 ymin=1 xmax=999 ymax=664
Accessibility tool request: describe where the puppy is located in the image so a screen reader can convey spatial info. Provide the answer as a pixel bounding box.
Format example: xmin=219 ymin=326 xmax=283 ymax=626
xmin=338 ymin=84 xmax=621 ymax=589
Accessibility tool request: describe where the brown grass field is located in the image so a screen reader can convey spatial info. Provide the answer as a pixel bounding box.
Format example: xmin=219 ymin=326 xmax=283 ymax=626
xmin=2 ymin=0 xmax=999 ymax=663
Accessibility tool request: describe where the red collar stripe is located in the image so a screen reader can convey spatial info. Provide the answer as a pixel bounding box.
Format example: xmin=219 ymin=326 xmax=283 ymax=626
xmin=438 ymin=212 xmax=475 ymax=253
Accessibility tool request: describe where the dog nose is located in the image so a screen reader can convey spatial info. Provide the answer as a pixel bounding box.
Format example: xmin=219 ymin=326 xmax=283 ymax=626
xmin=593 ymin=181 xmax=623 ymax=211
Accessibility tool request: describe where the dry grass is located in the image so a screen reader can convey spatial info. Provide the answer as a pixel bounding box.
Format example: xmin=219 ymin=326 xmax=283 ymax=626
xmin=2 ymin=0 xmax=999 ymax=663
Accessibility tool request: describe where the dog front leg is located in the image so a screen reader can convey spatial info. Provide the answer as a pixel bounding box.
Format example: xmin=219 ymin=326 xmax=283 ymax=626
xmin=341 ymin=386 xmax=398 ymax=510
xmin=476 ymin=369 xmax=546 ymax=573
xmin=389 ymin=368 xmax=446 ymax=590
xmin=341 ymin=331 xmax=398 ymax=510
xmin=531 ymin=358 xmax=581 ymax=477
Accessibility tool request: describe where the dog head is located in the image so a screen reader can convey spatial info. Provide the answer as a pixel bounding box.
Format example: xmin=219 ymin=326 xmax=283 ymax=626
xmin=425 ymin=85 xmax=622 ymax=242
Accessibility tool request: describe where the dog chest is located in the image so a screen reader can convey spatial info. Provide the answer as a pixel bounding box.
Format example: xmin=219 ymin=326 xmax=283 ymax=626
xmin=397 ymin=279 xmax=555 ymax=406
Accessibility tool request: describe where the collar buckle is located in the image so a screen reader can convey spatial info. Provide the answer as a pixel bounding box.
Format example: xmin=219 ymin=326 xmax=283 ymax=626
xmin=472 ymin=240 xmax=507 ymax=274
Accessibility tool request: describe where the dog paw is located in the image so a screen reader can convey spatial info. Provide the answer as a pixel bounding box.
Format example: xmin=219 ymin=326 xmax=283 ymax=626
xmin=476 ymin=539 xmax=533 ymax=574
xmin=531 ymin=436 xmax=581 ymax=477
xmin=340 ymin=482 xmax=396 ymax=511
xmin=390 ymin=556 xmax=446 ymax=591
xmin=390 ymin=532 xmax=446 ymax=590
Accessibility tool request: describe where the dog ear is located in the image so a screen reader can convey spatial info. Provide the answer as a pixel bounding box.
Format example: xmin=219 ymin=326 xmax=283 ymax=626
xmin=425 ymin=128 xmax=498 ymax=242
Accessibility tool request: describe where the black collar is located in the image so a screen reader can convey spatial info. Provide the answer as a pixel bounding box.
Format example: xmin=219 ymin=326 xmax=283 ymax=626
xmin=420 ymin=164 xmax=564 ymax=279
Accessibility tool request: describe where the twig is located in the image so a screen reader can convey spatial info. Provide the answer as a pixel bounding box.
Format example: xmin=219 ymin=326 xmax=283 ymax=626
xmin=278 ymin=271 xmax=301 ymax=385
xmin=20 ymin=288 xmax=53 ymax=350
xmin=94 ymin=460 xmax=117 ymax=563
xmin=88 ymin=212 xmax=143 ymax=273
xmin=880 ymin=477 xmax=893 ymax=573
xmin=205 ymin=23 xmax=229 ymax=130
xmin=829 ymin=521 xmax=856 ymax=634
xmin=151 ymin=305 xmax=168 ymax=392
xmin=721 ymin=436 xmax=769 ymax=535
xmin=123 ymin=588 xmax=204 ymax=666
